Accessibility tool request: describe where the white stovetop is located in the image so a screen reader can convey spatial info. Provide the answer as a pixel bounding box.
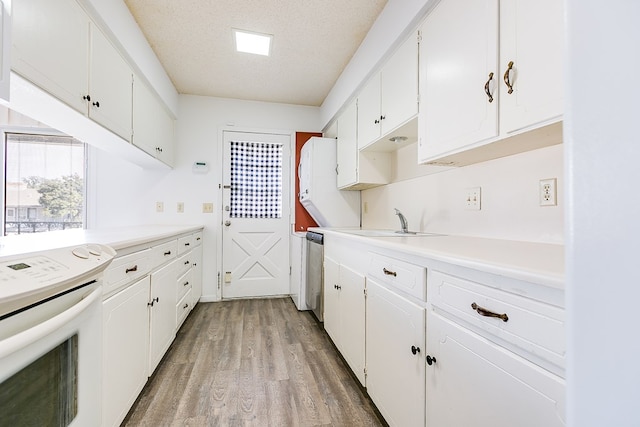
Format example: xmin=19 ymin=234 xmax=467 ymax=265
xmin=313 ymin=228 xmax=564 ymax=289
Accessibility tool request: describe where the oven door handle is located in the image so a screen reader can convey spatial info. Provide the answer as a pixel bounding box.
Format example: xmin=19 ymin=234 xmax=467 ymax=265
xmin=0 ymin=286 xmax=101 ymax=359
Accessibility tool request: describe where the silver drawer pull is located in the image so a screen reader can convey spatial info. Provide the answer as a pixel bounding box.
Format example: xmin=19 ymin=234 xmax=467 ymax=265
xmin=383 ymin=268 xmax=397 ymax=277
xmin=471 ymin=302 xmax=509 ymax=322
xmin=125 ymin=265 xmax=138 ymax=274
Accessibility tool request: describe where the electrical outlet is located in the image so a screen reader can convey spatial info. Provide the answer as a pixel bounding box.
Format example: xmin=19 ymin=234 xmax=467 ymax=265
xmin=202 ymin=203 xmax=214 ymax=213
xmin=540 ymin=178 xmax=557 ymax=206
xmin=156 ymin=201 xmax=164 ymax=213
xmin=177 ymin=202 xmax=184 ymax=213
xmin=465 ymin=187 xmax=481 ymax=210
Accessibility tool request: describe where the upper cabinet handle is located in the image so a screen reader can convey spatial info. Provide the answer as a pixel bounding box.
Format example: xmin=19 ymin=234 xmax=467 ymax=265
xmin=83 ymin=94 xmax=91 ymax=101
xmin=471 ymin=302 xmax=509 ymax=322
xmin=484 ymin=72 xmax=494 ymax=103
xmin=503 ymin=61 xmax=514 ymax=94
xmin=92 ymin=101 xmax=100 ymax=108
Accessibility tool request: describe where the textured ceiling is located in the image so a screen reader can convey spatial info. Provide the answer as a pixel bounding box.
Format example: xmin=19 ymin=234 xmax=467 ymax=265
xmin=124 ymin=0 xmax=388 ymax=107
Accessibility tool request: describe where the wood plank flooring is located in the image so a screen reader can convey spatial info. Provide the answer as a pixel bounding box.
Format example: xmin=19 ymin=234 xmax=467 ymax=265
xmin=122 ymin=298 xmax=385 ymax=426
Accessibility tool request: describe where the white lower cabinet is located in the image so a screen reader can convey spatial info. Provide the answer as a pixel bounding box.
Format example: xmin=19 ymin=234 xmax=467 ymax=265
xmin=323 ymin=256 xmax=366 ymax=385
xmin=102 ymin=276 xmax=151 ymax=427
xmin=102 ymin=230 xmax=203 ymax=427
xmin=366 ymin=278 xmax=425 ymax=427
xmin=190 ymin=245 xmax=203 ymax=306
xmin=149 ymin=259 xmax=178 ymax=374
xmin=426 ymin=309 xmax=565 ymax=426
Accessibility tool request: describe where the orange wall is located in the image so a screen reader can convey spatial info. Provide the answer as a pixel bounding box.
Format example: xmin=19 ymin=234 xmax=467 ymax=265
xmin=294 ymin=132 xmax=322 ymax=231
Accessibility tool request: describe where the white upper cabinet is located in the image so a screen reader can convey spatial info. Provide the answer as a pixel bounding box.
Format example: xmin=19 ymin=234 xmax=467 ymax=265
xmin=419 ymin=0 xmax=499 ymax=162
xmin=357 ymin=73 xmax=381 ymax=149
xmin=89 ymin=25 xmax=133 ymax=142
xmin=133 ymin=75 xmax=175 ymax=166
xmin=13 ymin=0 xmax=134 ymax=142
xmin=336 ymin=99 xmax=358 ymax=189
xmin=499 ymin=0 xmax=564 ymax=134
xmin=358 ymin=33 xmax=419 ymax=150
xmin=0 ymin=0 xmax=11 ymax=101
xmin=12 ymin=0 xmax=90 ymax=112
xmin=418 ymin=0 xmax=563 ymax=166
xmin=337 ymin=98 xmax=391 ymax=190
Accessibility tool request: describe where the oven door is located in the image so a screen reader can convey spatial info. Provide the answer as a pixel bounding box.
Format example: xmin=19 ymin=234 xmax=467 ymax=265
xmin=0 ymin=282 xmax=102 ymax=427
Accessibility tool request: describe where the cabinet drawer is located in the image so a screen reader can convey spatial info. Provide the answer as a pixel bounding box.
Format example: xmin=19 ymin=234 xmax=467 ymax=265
xmin=176 ymin=269 xmax=192 ymax=302
xmin=177 ymin=235 xmax=195 ymax=255
xmin=177 ymin=252 xmax=192 ymax=277
xmin=192 ymin=231 xmax=203 ymax=247
xmin=368 ymin=253 xmax=426 ymax=301
xmin=151 ymin=239 xmax=178 ymax=269
xmin=429 ymin=270 xmax=565 ymax=370
xmin=176 ymin=289 xmax=192 ymax=328
xmin=104 ymin=249 xmax=152 ymax=296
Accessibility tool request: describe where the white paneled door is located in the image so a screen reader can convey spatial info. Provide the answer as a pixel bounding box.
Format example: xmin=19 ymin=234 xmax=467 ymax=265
xmin=222 ymin=131 xmax=291 ymax=299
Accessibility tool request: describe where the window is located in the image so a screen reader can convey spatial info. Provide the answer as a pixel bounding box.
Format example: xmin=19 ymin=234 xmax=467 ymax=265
xmin=229 ymin=140 xmax=283 ymax=219
xmin=4 ymin=133 xmax=87 ymax=235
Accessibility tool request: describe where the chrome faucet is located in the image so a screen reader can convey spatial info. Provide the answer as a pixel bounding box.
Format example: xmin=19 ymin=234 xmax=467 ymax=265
xmin=394 ymin=208 xmax=409 ymax=234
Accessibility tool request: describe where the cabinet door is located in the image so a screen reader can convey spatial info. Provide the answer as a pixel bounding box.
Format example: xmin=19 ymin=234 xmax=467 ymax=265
xmin=499 ymin=0 xmax=563 ymax=134
xmin=102 ymin=276 xmax=150 ymax=427
xmin=366 ymin=279 xmax=425 ymax=427
xmin=323 ymin=256 xmax=341 ymax=345
xmin=133 ymin=75 xmax=175 ymax=166
xmin=89 ymin=23 xmax=133 ymax=142
xmin=298 ymin=141 xmax=311 ymax=200
xmin=338 ymin=265 xmax=366 ymax=385
xmin=357 ymin=73 xmax=381 ymax=149
xmin=336 ymin=99 xmax=358 ymax=189
xmin=381 ymin=34 xmax=419 ymax=135
xmin=191 ymin=245 xmax=203 ymax=306
xmin=418 ymin=0 xmax=499 ymax=163
xmin=426 ymin=310 xmax=565 ymax=427
xmin=12 ymin=0 xmax=89 ymax=113
xmin=149 ymin=260 xmax=177 ymax=374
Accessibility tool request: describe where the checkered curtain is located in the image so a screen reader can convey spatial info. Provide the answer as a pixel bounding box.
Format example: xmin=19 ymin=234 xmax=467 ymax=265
xmin=230 ymin=141 xmax=283 ymax=219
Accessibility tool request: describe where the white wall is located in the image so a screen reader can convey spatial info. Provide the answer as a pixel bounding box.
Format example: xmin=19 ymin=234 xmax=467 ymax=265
xmin=91 ymin=95 xmax=321 ymax=301
xmin=362 ymin=144 xmax=564 ymax=244
xmin=565 ymin=1 xmax=640 ymax=426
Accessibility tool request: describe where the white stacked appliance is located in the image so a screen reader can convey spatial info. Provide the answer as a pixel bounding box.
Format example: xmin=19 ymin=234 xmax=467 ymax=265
xmin=297 ymin=137 xmax=360 ymax=320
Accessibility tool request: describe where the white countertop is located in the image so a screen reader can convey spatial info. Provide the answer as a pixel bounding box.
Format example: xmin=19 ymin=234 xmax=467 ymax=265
xmin=0 ymin=225 xmax=204 ymax=259
xmin=314 ymin=228 xmax=564 ymax=289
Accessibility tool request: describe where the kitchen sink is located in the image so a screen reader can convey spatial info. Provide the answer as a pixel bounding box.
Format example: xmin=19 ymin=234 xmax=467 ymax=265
xmin=338 ymin=229 xmax=442 ymax=237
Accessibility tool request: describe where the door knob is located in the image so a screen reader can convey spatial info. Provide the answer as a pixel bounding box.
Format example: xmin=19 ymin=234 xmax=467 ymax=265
xmin=225 ymin=220 xmax=231 ymax=226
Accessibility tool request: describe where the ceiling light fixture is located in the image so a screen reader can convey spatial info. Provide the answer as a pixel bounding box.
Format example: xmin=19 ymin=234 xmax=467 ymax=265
xmin=233 ymin=29 xmax=272 ymax=56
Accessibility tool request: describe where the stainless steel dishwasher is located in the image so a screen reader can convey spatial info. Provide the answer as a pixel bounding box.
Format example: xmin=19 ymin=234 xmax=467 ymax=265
xmin=305 ymin=231 xmax=324 ymax=321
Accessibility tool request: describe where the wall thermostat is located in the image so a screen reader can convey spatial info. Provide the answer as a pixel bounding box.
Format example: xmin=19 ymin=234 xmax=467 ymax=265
xmin=192 ymin=161 xmax=209 ymax=174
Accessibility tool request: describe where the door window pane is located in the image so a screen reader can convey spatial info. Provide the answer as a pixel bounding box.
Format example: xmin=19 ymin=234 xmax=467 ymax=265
xmin=4 ymin=133 xmax=86 ymax=235
xmin=229 ymin=141 xmax=283 ymax=219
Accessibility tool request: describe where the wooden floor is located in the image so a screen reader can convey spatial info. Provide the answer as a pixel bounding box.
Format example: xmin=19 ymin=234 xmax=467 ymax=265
xmin=122 ymin=298 xmax=385 ymax=426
